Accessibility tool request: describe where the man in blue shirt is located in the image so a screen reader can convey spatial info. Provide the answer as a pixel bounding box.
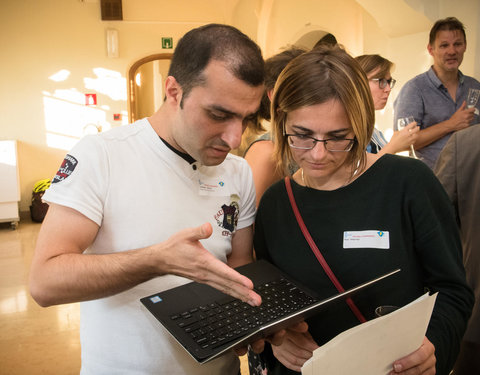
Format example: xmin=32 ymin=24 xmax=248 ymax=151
xmin=394 ymin=17 xmax=480 ymax=169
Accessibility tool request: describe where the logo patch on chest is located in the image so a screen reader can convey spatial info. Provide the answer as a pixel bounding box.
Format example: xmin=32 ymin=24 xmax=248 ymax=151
xmin=214 ymin=194 xmax=240 ymax=237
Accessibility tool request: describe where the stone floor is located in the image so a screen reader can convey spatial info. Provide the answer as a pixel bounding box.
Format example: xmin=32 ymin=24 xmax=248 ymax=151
xmin=0 ymin=219 xmax=249 ymax=374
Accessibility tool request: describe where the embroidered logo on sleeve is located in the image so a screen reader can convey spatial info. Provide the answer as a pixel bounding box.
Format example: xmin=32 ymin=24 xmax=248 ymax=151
xmin=52 ymin=154 xmax=78 ymax=183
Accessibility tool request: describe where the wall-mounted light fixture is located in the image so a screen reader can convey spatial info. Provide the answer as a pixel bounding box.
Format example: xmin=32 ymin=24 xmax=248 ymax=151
xmin=106 ymin=28 xmax=119 ymax=58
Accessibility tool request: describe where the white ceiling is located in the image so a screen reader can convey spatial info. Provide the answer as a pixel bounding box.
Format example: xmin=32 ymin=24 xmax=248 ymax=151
xmin=356 ymin=0 xmax=433 ymax=38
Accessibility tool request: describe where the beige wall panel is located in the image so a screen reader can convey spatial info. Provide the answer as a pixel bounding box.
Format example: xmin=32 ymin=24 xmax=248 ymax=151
xmin=1 ymin=0 xmax=479 ymax=213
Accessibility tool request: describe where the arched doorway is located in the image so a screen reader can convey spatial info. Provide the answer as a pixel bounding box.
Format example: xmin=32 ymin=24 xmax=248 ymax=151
xmin=128 ymin=54 xmax=172 ymax=123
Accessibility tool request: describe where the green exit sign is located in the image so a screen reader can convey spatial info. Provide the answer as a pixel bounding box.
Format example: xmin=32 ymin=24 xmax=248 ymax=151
xmin=162 ymin=37 xmax=173 ymax=49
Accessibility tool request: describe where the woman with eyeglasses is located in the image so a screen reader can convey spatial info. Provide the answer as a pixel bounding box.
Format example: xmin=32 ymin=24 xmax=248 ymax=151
xmin=355 ymin=54 xmax=420 ymax=155
xmin=253 ymin=46 xmax=473 ymax=375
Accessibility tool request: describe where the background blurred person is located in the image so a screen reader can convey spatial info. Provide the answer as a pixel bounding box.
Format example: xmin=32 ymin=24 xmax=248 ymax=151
xmin=355 ymin=54 xmax=419 ymax=155
xmin=435 ymin=124 xmax=480 ymax=375
xmin=393 ymin=17 xmax=480 ymax=169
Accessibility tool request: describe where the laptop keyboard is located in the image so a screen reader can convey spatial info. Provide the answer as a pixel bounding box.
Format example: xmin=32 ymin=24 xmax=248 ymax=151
xmin=169 ymin=277 xmax=318 ymax=350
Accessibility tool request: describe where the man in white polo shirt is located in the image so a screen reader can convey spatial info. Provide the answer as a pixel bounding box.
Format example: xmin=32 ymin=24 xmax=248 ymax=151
xmin=29 ymin=24 xmax=266 ymax=374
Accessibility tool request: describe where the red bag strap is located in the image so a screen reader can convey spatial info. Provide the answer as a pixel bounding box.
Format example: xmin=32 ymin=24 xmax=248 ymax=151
xmin=284 ymin=176 xmax=366 ymax=323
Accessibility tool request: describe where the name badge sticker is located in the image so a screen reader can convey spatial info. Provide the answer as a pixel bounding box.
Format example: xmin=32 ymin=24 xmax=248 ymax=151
xmin=343 ymin=230 xmax=390 ymax=249
xmin=198 ymin=178 xmax=227 ymax=196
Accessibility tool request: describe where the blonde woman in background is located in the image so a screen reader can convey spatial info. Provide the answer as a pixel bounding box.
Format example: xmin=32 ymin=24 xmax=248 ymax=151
xmin=355 ymin=54 xmax=419 ymax=155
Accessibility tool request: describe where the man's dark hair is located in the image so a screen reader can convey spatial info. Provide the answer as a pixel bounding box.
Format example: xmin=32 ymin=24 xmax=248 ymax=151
xmin=429 ymin=17 xmax=466 ymax=46
xmin=168 ymin=24 xmax=264 ymax=106
xmin=259 ymin=46 xmax=307 ymax=121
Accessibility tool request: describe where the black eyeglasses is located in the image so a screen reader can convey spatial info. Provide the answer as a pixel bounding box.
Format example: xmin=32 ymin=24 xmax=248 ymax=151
xmin=370 ymin=78 xmax=396 ymax=89
xmin=285 ymin=133 xmax=355 ymax=152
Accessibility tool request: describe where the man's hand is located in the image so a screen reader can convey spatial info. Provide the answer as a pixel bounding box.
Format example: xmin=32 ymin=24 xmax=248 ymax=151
xmin=448 ymin=101 xmax=475 ymax=131
xmin=390 ymin=336 xmax=436 ymax=375
xmin=413 ymin=101 xmax=475 ymax=150
xmin=30 ymin=206 xmax=260 ymax=307
xmin=159 ymin=222 xmax=261 ymax=306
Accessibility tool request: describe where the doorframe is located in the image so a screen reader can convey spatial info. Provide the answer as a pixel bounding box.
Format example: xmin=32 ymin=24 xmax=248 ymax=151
xmin=127 ymin=53 xmax=173 ymax=123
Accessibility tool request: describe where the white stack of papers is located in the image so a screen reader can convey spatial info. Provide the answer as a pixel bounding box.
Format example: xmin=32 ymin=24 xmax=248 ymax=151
xmin=302 ymin=292 xmax=437 ymax=375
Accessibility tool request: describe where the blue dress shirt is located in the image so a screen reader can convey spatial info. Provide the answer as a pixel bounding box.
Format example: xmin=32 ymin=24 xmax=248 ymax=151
xmin=393 ymin=67 xmax=480 ymax=168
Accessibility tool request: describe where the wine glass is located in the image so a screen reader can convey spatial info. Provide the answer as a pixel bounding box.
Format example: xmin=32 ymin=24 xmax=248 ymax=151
xmin=466 ymin=88 xmax=480 ymax=115
xmin=397 ymin=116 xmax=418 ymax=159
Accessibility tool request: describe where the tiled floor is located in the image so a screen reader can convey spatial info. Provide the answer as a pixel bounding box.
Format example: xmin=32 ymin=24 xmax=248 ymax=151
xmin=0 ymin=219 xmax=249 ymax=374
xmin=0 ymin=220 xmax=81 ymax=374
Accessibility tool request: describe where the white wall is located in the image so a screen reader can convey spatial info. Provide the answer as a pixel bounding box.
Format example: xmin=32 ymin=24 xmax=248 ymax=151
xmin=0 ymin=0 xmax=239 ymax=212
xmin=1 ymin=0 xmax=479 ymax=213
xmin=261 ymin=0 xmax=365 ymax=57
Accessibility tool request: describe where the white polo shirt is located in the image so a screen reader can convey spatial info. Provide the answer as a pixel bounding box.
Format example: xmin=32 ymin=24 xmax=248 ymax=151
xmin=43 ymin=118 xmax=256 ymax=374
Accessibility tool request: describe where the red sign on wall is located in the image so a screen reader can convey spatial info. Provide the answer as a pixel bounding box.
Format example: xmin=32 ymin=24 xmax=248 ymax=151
xmin=85 ymin=93 xmax=97 ymax=106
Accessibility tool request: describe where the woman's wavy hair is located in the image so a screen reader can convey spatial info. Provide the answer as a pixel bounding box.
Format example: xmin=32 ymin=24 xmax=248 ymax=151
xmin=271 ymin=45 xmax=375 ymax=178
